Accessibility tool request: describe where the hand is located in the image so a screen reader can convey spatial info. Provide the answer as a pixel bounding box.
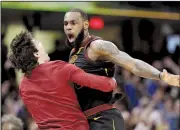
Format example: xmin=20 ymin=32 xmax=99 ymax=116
xmin=160 ymin=69 xmax=180 ymax=87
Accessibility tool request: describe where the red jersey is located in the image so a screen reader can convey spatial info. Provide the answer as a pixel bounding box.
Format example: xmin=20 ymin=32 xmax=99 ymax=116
xmin=20 ymin=61 xmax=116 ymax=130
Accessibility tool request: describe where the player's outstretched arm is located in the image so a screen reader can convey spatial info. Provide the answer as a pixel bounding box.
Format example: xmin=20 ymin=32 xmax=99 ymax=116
xmin=67 ymin=64 xmax=117 ymax=91
xmin=90 ymin=40 xmax=180 ymax=87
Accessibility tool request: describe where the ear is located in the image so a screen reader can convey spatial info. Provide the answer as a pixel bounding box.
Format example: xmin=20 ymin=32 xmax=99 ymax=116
xmin=84 ymin=20 xmax=89 ymax=30
xmin=33 ymin=52 xmax=40 ymax=58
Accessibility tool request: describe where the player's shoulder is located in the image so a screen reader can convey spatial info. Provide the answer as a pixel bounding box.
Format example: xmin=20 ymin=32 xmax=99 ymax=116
xmin=90 ymin=39 xmax=103 ymax=48
xmin=90 ymin=39 xmax=112 ymax=52
xmin=86 ymin=35 xmax=103 ymax=47
xmin=91 ymin=39 xmax=117 ymax=50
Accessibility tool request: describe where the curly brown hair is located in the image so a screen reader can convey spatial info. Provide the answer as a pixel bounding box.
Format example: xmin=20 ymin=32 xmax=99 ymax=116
xmin=9 ymin=31 xmax=38 ymax=74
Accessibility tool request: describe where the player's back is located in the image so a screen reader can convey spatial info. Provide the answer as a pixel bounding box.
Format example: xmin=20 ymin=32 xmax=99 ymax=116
xmin=19 ymin=61 xmax=88 ymax=130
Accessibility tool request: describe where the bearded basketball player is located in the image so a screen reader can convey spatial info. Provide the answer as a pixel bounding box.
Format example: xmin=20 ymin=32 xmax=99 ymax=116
xmin=64 ymin=8 xmax=180 ymax=130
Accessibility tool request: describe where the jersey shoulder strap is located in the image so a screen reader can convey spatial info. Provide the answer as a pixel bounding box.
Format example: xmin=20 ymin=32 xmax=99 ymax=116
xmin=84 ymin=35 xmax=102 ymax=49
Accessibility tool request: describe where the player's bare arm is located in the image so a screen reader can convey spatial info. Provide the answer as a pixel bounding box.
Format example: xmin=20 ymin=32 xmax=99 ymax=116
xmin=89 ymin=40 xmax=180 ymax=87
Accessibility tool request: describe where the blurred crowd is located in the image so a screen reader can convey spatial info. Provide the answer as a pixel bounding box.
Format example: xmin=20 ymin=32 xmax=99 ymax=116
xmin=1 ymin=20 xmax=179 ymax=130
xmin=114 ymin=65 xmax=180 ymax=130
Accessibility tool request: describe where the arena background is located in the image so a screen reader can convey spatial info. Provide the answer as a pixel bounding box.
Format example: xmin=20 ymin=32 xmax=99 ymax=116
xmin=1 ymin=2 xmax=180 ymax=130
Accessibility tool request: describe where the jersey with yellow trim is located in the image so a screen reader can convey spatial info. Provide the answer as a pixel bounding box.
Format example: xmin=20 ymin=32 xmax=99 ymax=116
xmin=69 ymin=35 xmax=115 ymax=111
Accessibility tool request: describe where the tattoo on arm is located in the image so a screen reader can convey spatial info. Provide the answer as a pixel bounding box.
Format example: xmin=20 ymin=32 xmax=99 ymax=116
xmin=93 ymin=40 xmax=161 ymax=80
xmin=134 ymin=59 xmax=161 ymax=80
xmin=95 ymin=41 xmax=119 ymax=55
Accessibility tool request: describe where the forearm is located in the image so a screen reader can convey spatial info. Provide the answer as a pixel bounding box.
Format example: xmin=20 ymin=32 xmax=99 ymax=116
xmin=91 ymin=40 xmax=179 ymax=86
xmin=133 ymin=59 xmax=161 ymax=80
xmin=91 ymin=40 xmax=161 ymax=80
xmin=70 ymin=69 xmax=116 ymax=92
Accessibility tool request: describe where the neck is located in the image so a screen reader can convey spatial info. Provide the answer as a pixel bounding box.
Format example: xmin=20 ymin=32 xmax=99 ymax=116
xmin=81 ymin=31 xmax=90 ymax=46
xmin=38 ymin=59 xmax=46 ymax=65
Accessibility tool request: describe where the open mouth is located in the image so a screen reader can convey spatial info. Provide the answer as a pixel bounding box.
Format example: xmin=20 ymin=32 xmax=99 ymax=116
xmin=67 ymin=34 xmax=75 ymax=42
xmin=68 ymin=34 xmax=74 ymax=38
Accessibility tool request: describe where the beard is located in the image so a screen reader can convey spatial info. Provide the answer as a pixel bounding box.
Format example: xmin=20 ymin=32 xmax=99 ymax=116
xmin=66 ymin=28 xmax=84 ymax=51
xmin=74 ymin=29 xmax=84 ymax=51
xmin=66 ymin=38 xmax=74 ymax=49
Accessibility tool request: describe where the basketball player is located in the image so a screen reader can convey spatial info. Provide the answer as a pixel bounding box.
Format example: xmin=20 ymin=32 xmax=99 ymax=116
xmin=64 ymin=8 xmax=180 ymax=130
xmin=8 ymin=31 xmax=117 ymax=130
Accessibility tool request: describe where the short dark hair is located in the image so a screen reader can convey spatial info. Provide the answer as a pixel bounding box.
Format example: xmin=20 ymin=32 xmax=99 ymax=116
xmin=9 ymin=31 xmax=38 ymax=74
xmin=68 ymin=8 xmax=88 ymax=20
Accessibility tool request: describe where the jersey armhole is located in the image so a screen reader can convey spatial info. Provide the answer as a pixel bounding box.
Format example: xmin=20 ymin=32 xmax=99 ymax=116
xmin=83 ymin=36 xmax=102 ymax=64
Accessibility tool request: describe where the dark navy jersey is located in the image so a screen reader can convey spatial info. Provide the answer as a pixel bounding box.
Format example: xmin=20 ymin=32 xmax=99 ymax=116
xmin=69 ymin=35 xmax=115 ymax=111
